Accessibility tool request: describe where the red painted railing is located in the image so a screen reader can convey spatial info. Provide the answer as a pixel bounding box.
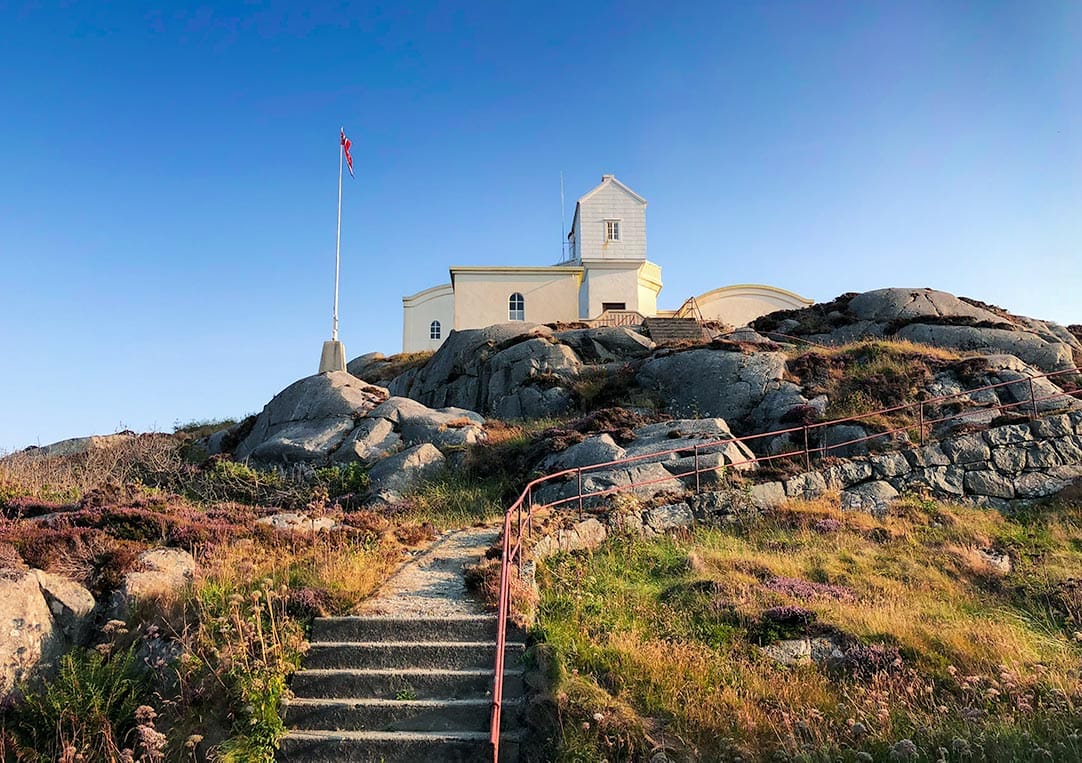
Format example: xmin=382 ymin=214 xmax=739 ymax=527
xmin=488 ymin=366 xmax=1082 ymax=759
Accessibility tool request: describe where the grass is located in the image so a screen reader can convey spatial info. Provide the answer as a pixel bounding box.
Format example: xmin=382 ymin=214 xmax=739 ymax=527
xmin=357 ymin=351 xmax=434 ymax=384
xmin=784 ymin=340 xmax=964 ymax=434
xmin=534 ymin=492 xmax=1082 ymax=762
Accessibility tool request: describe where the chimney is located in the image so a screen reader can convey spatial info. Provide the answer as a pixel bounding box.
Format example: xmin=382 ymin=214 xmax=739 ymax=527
xmin=601 ymin=174 xmax=614 ymax=182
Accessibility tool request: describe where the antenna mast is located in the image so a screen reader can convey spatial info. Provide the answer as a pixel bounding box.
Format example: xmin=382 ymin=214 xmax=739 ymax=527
xmin=560 ymin=171 xmax=567 ymax=262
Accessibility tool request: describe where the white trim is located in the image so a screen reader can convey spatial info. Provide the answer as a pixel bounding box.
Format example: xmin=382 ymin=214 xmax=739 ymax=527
xmin=577 ymin=175 xmax=648 ymax=205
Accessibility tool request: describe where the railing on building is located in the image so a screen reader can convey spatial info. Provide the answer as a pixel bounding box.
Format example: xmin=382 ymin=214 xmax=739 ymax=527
xmin=489 ymin=366 xmax=1082 ymax=760
xmin=585 ymin=309 xmax=646 ymax=328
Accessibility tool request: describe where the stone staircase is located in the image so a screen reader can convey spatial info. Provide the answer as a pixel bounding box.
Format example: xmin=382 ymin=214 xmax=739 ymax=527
xmin=278 ymin=613 xmax=527 ymax=762
xmin=644 ymin=317 xmax=707 ymax=344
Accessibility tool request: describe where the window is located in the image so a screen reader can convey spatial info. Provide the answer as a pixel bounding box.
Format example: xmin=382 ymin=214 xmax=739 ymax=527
xmin=429 ymin=320 xmax=442 ymax=340
xmin=605 ymin=219 xmax=620 ymax=242
xmin=508 ymin=292 xmax=525 ymax=321
xmin=602 ymin=302 xmax=626 ymax=311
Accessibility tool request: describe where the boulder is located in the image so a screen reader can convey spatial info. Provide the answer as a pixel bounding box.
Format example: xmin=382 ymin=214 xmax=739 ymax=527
xmin=637 ymin=350 xmax=789 ymax=423
xmin=120 ymin=549 xmax=197 ymax=606
xmin=840 ymin=480 xmax=899 ymax=514
xmin=22 ymin=433 xmax=135 ymax=460
xmin=346 ymin=352 xmax=389 ymax=382
xmin=624 ymin=419 xmax=757 ymax=473
xmin=761 ymin=636 xmax=845 ymax=667
xmin=397 ymin=405 xmax=486 ymax=449
xmin=821 ymin=425 xmax=870 ymax=457
xmin=390 ymin=323 xmax=558 ymax=412
xmin=553 ymin=326 xmax=656 ymax=362
xmin=0 ymin=570 xmax=62 ymax=695
xmin=756 ymin=288 xmax=1082 ymax=374
xmin=532 ymin=518 xmax=608 ymax=560
xmin=256 ymin=513 xmax=338 ymax=533
xmin=367 ymin=443 xmax=445 ymax=501
xmin=236 ymin=372 xmax=389 ymax=463
xmin=31 ymin=570 xmax=95 ymax=645
xmin=331 ymin=416 xmax=403 ymax=464
xmin=784 ymin=471 xmax=828 ymax=499
xmin=642 ymin=503 xmax=695 ymax=534
xmin=485 ymin=339 xmax=581 ymax=418
xmin=896 ymin=324 xmax=1076 ymax=373
xmin=541 ymin=434 xmax=627 ymax=473
xmin=581 ymin=461 xmax=686 ymax=501
xmin=847 ymin=289 xmax=1003 ymax=324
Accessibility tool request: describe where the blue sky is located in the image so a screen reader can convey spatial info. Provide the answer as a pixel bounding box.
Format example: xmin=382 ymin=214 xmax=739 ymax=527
xmin=1 ymin=1 xmax=1079 ymax=450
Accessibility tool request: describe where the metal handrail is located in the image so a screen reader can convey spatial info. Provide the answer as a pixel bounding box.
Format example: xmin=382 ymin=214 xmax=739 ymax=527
xmin=488 ymin=366 xmax=1082 ymax=759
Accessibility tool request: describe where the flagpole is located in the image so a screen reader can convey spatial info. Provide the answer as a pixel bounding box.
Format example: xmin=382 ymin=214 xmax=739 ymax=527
xmin=333 ymin=127 xmax=343 ymax=342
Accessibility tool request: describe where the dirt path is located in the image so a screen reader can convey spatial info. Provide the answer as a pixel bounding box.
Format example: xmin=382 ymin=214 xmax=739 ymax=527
xmin=360 ymin=525 xmax=500 ymax=618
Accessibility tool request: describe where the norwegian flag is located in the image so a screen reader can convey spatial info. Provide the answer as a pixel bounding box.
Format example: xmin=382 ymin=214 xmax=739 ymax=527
xmin=341 ymin=128 xmax=354 ymax=178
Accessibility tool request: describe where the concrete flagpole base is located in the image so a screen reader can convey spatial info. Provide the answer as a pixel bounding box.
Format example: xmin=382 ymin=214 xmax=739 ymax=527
xmin=318 ymin=340 xmax=347 ymax=374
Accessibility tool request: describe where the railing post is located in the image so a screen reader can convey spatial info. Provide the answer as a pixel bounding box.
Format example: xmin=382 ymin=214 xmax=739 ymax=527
xmin=1028 ymin=377 xmax=1038 ymax=421
xmin=525 ymin=486 xmax=532 ymax=539
xmin=803 ymin=425 xmax=811 ymax=471
xmin=918 ymin=402 xmax=925 ymax=445
xmin=694 ymin=444 xmax=700 ymax=493
xmin=577 ymin=467 xmax=584 ymax=520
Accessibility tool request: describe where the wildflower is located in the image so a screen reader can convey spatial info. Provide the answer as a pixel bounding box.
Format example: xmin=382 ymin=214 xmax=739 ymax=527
xmin=889 ymin=739 xmax=918 ymax=761
xmin=185 ymin=735 xmax=204 ymax=750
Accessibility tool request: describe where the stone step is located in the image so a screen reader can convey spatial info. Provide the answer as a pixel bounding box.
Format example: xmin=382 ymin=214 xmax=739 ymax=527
xmin=303 ymin=640 xmax=526 ymax=671
xmin=278 ymin=729 xmax=521 ymax=763
xmin=644 ymin=317 xmax=706 ymax=344
xmin=311 ymin=614 xmax=526 ymax=644
xmin=284 ymin=696 xmax=522 ymax=733
xmin=291 ymin=667 xmax=525 ymax=701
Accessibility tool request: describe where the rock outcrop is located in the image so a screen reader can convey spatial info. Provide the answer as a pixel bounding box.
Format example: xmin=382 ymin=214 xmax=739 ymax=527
xmin=231 ymin=372 xmax=486 ymax=467
xmin=235 ymin=372 xmax=389 ymax=463
xmin=755 ymin=288 xmax=1081 ymax=373
xmin=388 ymin=323 xmax=581 ymax=419
xmin=367 ymin=443 xmax=446 ymax=502
xmin=113 ymin=548 xmax=197 ymax=613
xmin=534 ymin=417 xmax=757 ymax=506
xmin=0 ymin=569 xmax=96 ymax=696
xmin=637 ymin=349 xmax=815 ymax=434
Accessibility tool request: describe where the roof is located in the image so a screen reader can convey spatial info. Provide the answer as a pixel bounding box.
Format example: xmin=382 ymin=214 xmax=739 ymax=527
xmin=569 ymin=175 xmax=647 ymax=240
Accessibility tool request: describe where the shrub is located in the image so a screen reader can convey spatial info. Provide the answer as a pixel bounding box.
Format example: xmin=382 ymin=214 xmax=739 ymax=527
xmin=7 ymin=647 xmax=152 ymax=761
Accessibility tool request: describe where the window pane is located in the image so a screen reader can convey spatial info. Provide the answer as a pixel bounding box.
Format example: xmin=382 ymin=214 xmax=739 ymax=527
xmin=509 ymin=292 xmax=525 ymax=321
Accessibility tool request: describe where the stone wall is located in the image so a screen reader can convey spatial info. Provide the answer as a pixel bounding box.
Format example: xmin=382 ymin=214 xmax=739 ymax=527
xmin=525 ymin=411 xmax=1082 ymax=565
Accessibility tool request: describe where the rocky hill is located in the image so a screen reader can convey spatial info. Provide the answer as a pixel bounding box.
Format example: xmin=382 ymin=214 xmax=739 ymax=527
xmin=1 ymin=286 xmax=1080 ymax=762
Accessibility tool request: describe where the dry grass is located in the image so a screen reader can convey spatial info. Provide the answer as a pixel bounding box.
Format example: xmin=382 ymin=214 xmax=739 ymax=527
xmin=536 ymin=492 xmax=1082 ymax=761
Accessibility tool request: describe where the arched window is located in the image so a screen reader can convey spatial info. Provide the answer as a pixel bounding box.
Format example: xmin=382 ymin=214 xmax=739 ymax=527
xmin=508 ymin=292 xmax=525 ymax=321
xmin=429 ymin=320 xmax=442 ymax=340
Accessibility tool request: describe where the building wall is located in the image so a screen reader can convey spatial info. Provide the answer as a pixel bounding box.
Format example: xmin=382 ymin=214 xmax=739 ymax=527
xmin=636 ymin=261 xmax=663 ymax=317
xmin=691 ymin=284 xmax=814 ymax=328
xmin=402 ymin=283 xmax=455 ymax=353
xmin=578 ymin=260 xmax=664 ymax=319
xmin=578 ymin=178 xmax=647 ymax=263
xmin=451 ymin=267 xmax=582 ymax=330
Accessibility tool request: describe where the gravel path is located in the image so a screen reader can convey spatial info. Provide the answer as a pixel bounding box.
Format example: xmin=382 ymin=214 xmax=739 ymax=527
xmin=360 ymin=525 xmax=500 ymax=618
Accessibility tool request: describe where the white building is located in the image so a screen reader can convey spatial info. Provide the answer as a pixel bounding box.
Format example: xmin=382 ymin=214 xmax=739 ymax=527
xmin=401 ymin=174 xmax=811 ymax=352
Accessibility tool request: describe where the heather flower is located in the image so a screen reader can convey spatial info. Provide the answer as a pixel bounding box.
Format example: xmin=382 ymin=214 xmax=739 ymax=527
xmin=764 ymin=576 xmax=855 ymax=602
xmin=842 ymin=644 xmax=904 ymax=679
xmin=812 ymin=518 xmax=842 ymax=534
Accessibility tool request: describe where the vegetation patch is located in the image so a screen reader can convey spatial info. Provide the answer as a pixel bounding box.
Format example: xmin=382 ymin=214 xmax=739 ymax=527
xmin=533 ymin=493 xmax=1082 ymax=761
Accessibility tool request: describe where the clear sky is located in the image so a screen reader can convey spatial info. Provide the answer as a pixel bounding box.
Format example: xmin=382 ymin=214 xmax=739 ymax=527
xmin=1 ymin=1 xmax=1079 ymax=451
